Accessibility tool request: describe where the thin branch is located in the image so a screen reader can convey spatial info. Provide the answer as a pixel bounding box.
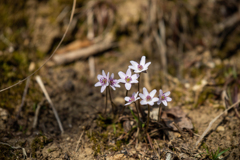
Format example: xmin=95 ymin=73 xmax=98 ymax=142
xmin=195 ymin=99 xmax=240 ymax=148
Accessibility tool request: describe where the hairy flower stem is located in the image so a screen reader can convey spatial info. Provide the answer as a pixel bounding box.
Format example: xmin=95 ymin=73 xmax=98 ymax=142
xmin=145 ymin=104 xmax=150 ymax=133
xmin=138 ymin=73 xmax=146 ymax=121
xmin=108 ymin=86 xmax=116 ymax=117
xmin=120 ymin=90 xmax=129 ymax=115
xmin=134 ymin=102 xmax=141 ymax=131
xmin=104 ymin=86 xmax=108 ymax=117
xmin=158 ymin=104 xmax=162 ymax=122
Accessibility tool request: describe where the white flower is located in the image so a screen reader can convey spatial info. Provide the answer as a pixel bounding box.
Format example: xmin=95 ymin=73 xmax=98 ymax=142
xmin=129 ymin=56 xmax=151 ymax=73
xmin=139 ymin=87 xmax=159 ymax=106
xmin=124 ymin=92 xmax=140 ymax=106
xmin=109 ymin=73 xmax=120 ymax=90
xmin=118 ymin=68 xmax=139 ymax=90
xmin=157 ymin=89 xmax=172 ymax=106
xmin=94 ymin=70 xmax=109 ymax=93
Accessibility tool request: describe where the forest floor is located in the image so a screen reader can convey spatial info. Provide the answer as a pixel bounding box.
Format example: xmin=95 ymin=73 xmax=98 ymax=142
xmin=0 ymin=0 xmax=240 ymax=159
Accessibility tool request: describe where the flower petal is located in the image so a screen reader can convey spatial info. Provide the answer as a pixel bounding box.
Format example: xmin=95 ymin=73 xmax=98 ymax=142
xmin=131 ymin=79 xmax=138 ymax=83
xmin=140 ymin=99 xmax=147 ymax=105
xmin=152 ymin=97 xmax=159 ymax=103
xmin=164 ymin=91 xmax=171 ymax=96
xmin=125 ymin=83 xmax=131 ymax=90
xmin=131 ymin=74 xmax=139 ymax=80
xmin=125 ymin=97 xmax=130 ymax=101
xmin=101 ymin=85 xmax=107 ymax=93
xmin=130 ymin=61 xmax=139 ymax=67
xmin=111 ymin=73 xmax=114 ymax=79
xmin=162 ymin=100 xmax=167 ymax=106
xmin=126 ymin=68 xmax=132 ymax=76
xmin=115 ymin=84 xmax=121 ymax=88
xmin=144 ymin=62 xmax=151 ymax=68
xmin=118 ymin=71 xmax=126 ymax=79
xmin=129 ymin=66 xmax=137 ymax=71
xmin=106 ymin=72 xmax=109 ymax=79
xmin=148 ymin=102 xmax=154 ymax=106
xmin=139 ymin=93 xmax=146 ymax=99
xmin=140 ymin=56 xmax=146 ymax=65
xmin=118 ymin=79 xmax=125 ymax=83
xmin=150 ymin=89 xmax=157 ymax=97
xmin=157 ymin=100 xmax=162 ymax=105
xmin=166 ymin=97 xmax=172 ymax=101
xmin=95 ymin=82 xmax=102 ymax=87
xmin=159 ymin=89 xmax=163 ymax=96
xmin=97 ymin=75 xmax=103 ymax=80
xmin=133 ymin=70 xmax=141 ymax=73
xmin=134 ymin=92 xmax=139 ymax=98
xmin=143 ymin=87 xmax=148 ymax=96
xmin=125 ymin=102 xmax=132 ymax=106
xmin=110 ymin=86 xmax=116 ymax=90
xmin=102 ymin=70 xmax=106 ymax=77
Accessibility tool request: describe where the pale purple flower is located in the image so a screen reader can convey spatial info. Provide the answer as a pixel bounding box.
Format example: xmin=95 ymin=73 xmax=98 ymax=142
xmin=129 ymin=56 xmax=151 ymax=73
xmin=109 ymin=73 xmax=120 ymax=90
xmin=139 ymin=87 xmax=159 ymax=106
xmin=118 ymin=68 xmax=139 ymax=90
xmin=157 ymin=89 xmax=172 ymax=106
xmin=124 ymin=92 xmax=140 ymax=106
xmin=94 ymin=70 xmax=109 ymax=93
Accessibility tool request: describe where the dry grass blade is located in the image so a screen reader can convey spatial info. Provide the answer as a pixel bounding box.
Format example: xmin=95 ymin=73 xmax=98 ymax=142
xmin=195 ymin=99 xmax=240 ymax=148
xmin=33 ymin=103 xmax=42 ymax=129
xmin=35 ymin=75 xmax=64 ymax=134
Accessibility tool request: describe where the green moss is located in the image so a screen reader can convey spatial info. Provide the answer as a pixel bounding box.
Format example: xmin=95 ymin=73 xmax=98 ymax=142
xmin=0 ymin=144 xmax=17 ymax=160
xmin=195 ymin=87 xmax=216 ymax=108
xmin=31 ymin=136 xmax=53 ymax=158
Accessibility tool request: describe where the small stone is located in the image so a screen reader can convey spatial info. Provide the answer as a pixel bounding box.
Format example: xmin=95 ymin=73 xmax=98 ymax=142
xmin=174 ymin=132 xmax=181 ymax=138
xmin=0 ymin=108 xmax=8 ymax=121
xmin=217 ymin=126 xmax=225 ymax=132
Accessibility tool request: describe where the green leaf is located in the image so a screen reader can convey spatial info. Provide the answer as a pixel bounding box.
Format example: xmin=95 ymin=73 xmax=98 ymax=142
xmin=216 ymin=148 xmax=229 ymax=159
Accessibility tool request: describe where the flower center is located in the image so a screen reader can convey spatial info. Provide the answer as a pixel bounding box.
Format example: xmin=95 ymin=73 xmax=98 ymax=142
xmin=109 ymin=78 xmax=115 ymax=86
xmin=100 ymin=78 xmax=107 ymax=85
xmin=146 ymin=95 xmax=152 ymax=102
xmin=129 ymin=96 xmax=135 ymax=102
xmin=125 ymin=76 xmax=132 ymax=83
xmin=138 ymin=64 xmax=143 ymax=70
xmin=161 ymin=96 xmax=165 ymax=100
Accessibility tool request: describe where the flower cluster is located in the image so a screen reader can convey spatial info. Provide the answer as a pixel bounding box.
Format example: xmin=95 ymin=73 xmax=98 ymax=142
xmin=95 ymin=56 xmax=172 ymax=107
xmin=94 ymin=70 xmax=120 ymax=93
xmin=94 ymin=55 xmax=172 ymax=134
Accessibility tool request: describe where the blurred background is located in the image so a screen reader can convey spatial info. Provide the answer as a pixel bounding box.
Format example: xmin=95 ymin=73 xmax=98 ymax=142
xmin=1 ymin=0 xmax=240 ymax=118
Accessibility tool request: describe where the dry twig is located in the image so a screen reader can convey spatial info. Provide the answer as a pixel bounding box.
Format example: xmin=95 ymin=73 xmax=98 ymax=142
xmin=35 ymin=75 xmax=64 ymax=134
xmin=195 ymin=99 xmax=240 ymax=148
xmin=75 ymin=131 xmax=84 ymax=152
xmin=0 ymin=142 xmax=27 ymax=159
xmin=17 ymin=78 xmax=30 ymax=118
xmin=53 ymin=34 xmax=116 ymax=65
